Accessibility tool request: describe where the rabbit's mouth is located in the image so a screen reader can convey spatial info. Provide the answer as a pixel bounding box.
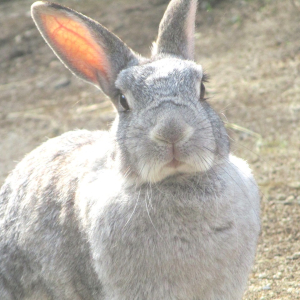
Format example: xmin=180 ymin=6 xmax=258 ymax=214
xmin=165 ymin=158 xmax=184 ymax=169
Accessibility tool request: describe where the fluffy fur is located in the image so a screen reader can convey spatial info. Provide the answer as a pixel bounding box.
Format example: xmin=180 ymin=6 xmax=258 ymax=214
xmin=0 ymin=1 xmax=260 ymax=299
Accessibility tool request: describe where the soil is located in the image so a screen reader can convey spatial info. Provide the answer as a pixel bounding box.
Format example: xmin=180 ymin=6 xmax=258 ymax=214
xmin=0 ymin=0 xmax=300 ymax=299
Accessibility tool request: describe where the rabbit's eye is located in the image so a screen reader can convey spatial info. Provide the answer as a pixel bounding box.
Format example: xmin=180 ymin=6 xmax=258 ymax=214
xmin=200 ymin=82 xmax=206 ymax=100
xmin=119 ymin=94 xmax=130 ymax=111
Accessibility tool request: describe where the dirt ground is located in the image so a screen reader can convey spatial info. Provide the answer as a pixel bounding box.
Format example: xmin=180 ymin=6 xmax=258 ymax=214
xmin=0 ymin=0 xmax=299 ymax=298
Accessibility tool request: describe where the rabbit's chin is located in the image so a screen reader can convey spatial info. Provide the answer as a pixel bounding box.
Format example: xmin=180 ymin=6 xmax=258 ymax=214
xmin=137 ymin=152 xmax=216 ymax=183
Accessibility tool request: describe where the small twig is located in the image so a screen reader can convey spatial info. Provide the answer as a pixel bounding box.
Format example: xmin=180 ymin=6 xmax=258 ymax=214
xmin=225 ymin=122 xmax=262 ymax=140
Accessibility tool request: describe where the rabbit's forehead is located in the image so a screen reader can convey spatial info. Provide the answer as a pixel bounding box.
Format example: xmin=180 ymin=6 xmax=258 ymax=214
xmin=144 ymin=58 xmax=202 ymax=79
xmin=116 ymin=58 xmax=203 ymax=97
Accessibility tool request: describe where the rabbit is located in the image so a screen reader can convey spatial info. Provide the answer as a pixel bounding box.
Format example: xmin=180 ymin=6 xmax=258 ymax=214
xmin=0 ymin=0 xmax=260 ymax=299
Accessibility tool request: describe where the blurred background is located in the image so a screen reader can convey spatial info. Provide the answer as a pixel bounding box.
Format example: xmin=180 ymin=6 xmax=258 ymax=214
xmin=0 ymin=0 xmax=299 ymax=298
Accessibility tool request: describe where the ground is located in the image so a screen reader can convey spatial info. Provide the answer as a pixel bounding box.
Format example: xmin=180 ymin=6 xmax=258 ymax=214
xmin=0 ymin=0 xmax=299 ymax=299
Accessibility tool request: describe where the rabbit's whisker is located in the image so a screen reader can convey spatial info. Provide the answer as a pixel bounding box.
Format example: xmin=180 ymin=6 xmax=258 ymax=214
xmin=144 ymin=185 xmax=163 ymax=239
xmin=122 ymin=188 xmax=141 ymax=230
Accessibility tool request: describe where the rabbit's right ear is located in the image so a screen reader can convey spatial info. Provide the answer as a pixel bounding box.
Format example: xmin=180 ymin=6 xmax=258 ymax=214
xmin=31 ymin=1 xmax=138 ymax=101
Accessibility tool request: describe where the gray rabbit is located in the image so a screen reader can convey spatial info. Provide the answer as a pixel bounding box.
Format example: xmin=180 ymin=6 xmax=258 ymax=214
xmin=0 ymin=0 xmax=260 ymax=299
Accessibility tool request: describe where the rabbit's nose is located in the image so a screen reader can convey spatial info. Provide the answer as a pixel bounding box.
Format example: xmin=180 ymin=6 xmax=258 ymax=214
xmin=150 ymin=117 xmax=194 ymax=145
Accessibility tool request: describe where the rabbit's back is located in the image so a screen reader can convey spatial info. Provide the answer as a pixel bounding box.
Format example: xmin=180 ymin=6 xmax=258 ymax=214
xmin=0 ymin=130 xmax=109 ymax=300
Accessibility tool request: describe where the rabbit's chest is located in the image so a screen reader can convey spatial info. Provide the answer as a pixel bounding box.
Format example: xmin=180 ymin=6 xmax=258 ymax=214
xmin=108 ymin=200 xmax=229 ymax=258
xmin=92 ymin=189 xmax=235 ymax=299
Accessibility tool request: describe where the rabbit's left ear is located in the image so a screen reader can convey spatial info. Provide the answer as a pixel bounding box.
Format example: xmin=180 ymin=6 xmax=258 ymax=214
xmin=31 ymin=1 xmax=138 ymax=101
xmin=154 ymin=0 xmax=197 ymax=60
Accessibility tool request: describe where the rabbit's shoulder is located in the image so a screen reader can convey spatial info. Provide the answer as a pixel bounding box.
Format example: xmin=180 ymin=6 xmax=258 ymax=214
xmin=0 ymin=130 xmax=111 ymax=206
xmin=226 ymin=154 xmax=259 ymax=193
xmin=220 ymin=155 xmax=260 ymax=214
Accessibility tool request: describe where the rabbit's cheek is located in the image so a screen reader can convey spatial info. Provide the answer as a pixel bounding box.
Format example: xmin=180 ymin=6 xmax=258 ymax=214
xmin=191 ymin=149 xmax=215 ymax=172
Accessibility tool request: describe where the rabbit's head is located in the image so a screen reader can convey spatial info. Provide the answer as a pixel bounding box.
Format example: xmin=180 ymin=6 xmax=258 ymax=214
xmin=31 ymin=0 xmax=229 ymax=183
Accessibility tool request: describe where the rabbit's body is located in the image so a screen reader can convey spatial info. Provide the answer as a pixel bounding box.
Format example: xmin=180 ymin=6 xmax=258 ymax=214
xmin=0 ymin=130 xmax=259 ymax=300
xmin=0 ymin=0 xmax=260 ymax=299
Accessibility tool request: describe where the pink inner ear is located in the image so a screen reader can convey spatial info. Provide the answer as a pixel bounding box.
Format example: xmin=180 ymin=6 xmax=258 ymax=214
xmin=40 ymin=12 xmax=110 ymax=83
xmin=185 ymin=0 xmax=197 ymax=60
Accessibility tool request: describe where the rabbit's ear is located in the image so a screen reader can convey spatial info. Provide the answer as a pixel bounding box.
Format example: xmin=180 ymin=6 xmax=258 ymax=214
xmin=31 ymin=1 xmax=137 ymax=99
xmin=154 ymin=0 xmax=197 ymax=60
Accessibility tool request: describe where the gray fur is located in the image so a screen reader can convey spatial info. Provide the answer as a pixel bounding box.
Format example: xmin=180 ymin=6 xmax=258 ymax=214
xmin=0 ymin=1 xmax=260 ymax=299
xmin=154 ymin=0 xmax=198 ymax=59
